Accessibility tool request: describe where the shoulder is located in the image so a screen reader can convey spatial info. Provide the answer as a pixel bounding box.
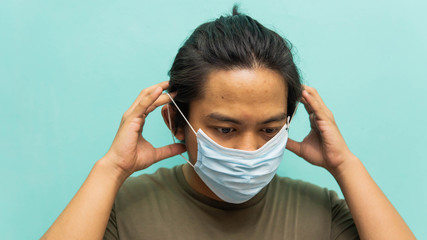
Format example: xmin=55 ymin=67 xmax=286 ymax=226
xmin=123 ymin=166 xmax=176 ymax=187
xmin=268 ymin=176 xmax=358 ymax=238
xmin=116 ymin=166 xmax=179 ymax=202
xmin=268 ymin=176 xmax=343 ymax=212
xmin=271 ymin=175 xmax=333 ymax=199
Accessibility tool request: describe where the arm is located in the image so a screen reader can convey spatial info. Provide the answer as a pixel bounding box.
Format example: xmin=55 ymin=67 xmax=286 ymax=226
xmin=41 ymin=82 xmax=186 ymax=240
xmin=333 ymin=155 xmax=413 ymax=239
xmin=41 ymin=158 xmax=126 ymax=240
xmin=286 ymin=86 xmax=415 ymax=239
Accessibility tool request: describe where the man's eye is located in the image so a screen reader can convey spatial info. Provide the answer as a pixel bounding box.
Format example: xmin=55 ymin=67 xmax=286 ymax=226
xmin=216 ymin=128 xmax=235 ymax=134
xmin=262 ymin=128 xmax=277 ymax=134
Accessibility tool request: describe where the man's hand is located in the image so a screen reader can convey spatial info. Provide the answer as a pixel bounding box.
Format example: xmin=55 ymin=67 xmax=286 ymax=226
xmin=103 ymin=81 xmax=186 ymax=178
xmin=286 ymin=85 xmax=355 ymax=174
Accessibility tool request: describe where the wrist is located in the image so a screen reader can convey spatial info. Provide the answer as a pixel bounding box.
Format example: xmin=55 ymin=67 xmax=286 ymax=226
xmin=328 ymin=153 xmax=361 ymax=180
xmin=96 ymin=156 xmax=131 ymax=185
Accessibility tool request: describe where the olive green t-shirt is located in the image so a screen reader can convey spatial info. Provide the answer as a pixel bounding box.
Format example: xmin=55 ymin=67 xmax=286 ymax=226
xmin=103 ymin=165 xmax=359 ymax=240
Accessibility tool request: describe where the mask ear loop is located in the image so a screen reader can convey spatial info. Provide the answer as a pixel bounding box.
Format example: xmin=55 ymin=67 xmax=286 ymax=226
xmin=166 ymin=93 xmax=197 ymax=135
xmin=166 ymin=93 xmax=195 ymax=167
xmin=287 ymin=102 xmax=300 ymax=129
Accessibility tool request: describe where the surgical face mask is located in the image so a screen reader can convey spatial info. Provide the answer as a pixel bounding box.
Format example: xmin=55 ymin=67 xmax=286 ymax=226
xmin=166 ymin=93 xmax=293 ymax=204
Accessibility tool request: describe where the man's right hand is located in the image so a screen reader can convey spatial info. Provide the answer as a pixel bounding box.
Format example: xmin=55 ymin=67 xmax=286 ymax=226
xmin=102 ymin=81 xmax=186 ymax=179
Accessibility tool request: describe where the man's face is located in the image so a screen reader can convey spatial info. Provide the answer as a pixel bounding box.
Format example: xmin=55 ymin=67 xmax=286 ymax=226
xmin=184 ymin=67 xmax=288 ymax=164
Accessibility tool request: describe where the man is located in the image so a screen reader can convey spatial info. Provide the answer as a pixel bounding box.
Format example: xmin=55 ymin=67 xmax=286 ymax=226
xmin=42 ymin=6 xmax=415 ymax=240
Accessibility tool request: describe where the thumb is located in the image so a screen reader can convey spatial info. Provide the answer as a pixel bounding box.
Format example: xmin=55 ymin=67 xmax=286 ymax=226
xmin=286 ymin=138 xmax=302 ymax=157
xmin=153 ymin=143 xmax=187 ymax=163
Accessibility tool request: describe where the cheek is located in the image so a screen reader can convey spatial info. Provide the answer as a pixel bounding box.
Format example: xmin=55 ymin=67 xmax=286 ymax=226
xmin=184 ymin=128 xmax=198 ymax=164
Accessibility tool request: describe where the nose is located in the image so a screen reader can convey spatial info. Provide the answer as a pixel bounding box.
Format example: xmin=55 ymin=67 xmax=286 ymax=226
xmin=234 ymin=133 xmax=261 ymax=151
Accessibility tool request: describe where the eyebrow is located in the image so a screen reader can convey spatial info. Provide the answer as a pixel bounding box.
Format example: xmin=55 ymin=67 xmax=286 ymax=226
xmin=261 ymin=113 xmax=287 ymax=124
xmin=206 ymin=112 xmax=287 ymax=125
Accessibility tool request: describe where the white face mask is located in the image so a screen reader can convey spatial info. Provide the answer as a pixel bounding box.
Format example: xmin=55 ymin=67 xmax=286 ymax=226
xmin=166 ymin=93 xmax=293 ymax=204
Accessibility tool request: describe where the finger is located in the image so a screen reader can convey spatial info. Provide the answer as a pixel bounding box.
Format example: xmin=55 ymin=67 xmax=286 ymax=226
xmin=153 ymin=143 xmax=187 ymax=163
xmin=127 ymin=81 xmax=170 ymax=115
xmin=309 ymin=113 xmax=317 ymax=129
xmin=302 ymin=89 xmax=325 ymax=117
xmin=145 ymin=92 xmax=177 ymax=114
xmin=130 ymin=86 xmax=163 ymax=119
xmin=300 ymin=96 xmax=314 ymax=114
xmin=303 ymin=85 xmax=328 ymax=110
xmin=141 ymin=81 xmax=170 ymax=95
xmin=286 ymin=138 xmax=302 ymax=157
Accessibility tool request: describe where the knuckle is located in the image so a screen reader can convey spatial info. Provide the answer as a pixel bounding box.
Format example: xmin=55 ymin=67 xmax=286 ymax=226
xmin=138 ymin=99 xmax=145 ymax=106
xmin=151 ymin=101 xmax=159 ymax=108
xmin=146 ymin=106 xmax=155 ymax=114
xmin=305 ymin=85 xmax=313 ymax=91
xmin=122 ymin=112 xmax=129 ymax=120
xmin=120 ymin=116 xmax=127 ymax=126
xmin=139 ymin=90 xmax=148 ymax=98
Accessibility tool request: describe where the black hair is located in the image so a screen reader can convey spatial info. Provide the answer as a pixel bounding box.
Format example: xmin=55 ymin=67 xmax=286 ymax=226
xmin=168 ymin=5 xmax=302 ymax=133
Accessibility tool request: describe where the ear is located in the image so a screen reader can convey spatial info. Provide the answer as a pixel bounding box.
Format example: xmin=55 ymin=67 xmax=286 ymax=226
xmin=161 ymin=104 xmax=185 ymax=141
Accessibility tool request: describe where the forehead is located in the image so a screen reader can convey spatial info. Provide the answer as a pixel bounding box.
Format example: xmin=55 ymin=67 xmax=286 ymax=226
xmin=199 ymin=68 xmax=288 ymax=110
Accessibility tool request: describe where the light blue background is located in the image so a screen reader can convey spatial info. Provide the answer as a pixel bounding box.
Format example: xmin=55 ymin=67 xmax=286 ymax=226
xmin=1 ymin=0 xmax=426 ymax=239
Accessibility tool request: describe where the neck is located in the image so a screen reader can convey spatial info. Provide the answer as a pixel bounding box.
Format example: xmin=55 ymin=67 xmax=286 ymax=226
xmin=182 ymin=163 xmax=223 ymax=202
